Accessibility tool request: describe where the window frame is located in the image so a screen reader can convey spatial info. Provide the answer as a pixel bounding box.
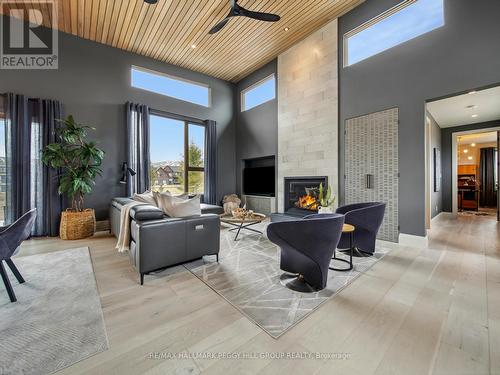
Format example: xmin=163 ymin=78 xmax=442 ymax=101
xmin=149 ymin=110 xmax=206 ymax=194
xmin=241 ymin=73 xmax=276 ymax=112
xmin=343 ymin=0 xmax=440 ymax=67
xmin=131 ymin=65 xmax=212 ymax=108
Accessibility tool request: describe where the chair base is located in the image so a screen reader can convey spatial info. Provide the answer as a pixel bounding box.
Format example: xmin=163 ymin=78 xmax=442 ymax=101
xmin=339 ymin=247 xmax=373 ymax=257
xmin=279 ymin=273 xmax=321 ymax=293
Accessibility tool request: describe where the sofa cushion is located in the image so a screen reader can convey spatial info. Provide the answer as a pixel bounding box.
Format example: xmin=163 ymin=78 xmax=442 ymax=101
xmin=130 ymin=205 xmax=164 ymax=221
xmin=133 ymin=191 xmax=157 ymax=205
xmin=154 ymin=192 xmax=201 ymax=218
xmin=200 ymin=203 xmax=224 ymax=215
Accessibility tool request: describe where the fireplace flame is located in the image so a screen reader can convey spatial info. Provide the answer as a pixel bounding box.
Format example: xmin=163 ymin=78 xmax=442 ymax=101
xmin=296 ymin=194 xmax=319 ymax=210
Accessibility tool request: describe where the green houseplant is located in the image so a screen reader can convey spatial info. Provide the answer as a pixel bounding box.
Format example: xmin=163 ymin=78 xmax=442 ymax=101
xmin=42 ymin=115 xmax=105 ymax=239
xmin=318 ymin=183 xmax=336 ymax=214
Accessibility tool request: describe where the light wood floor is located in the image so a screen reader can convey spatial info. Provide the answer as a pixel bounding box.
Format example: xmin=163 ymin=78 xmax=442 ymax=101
xmin=16 ymin=213 xmax=500 ymax=375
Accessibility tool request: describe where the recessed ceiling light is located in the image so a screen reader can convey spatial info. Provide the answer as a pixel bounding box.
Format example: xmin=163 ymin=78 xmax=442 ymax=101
xmin=471 ymin=114 xmax=479 ymax=118
xmin=471 ymin=143 xmax=476 ymax=147
xmin=463 ymin=149 xmax=468 ymax=153
xmin=191 ymin=44 xmax=196 ymax=49
xmin=468 ymin=90 xmax=477 ymax=95
xmin=468 ymin=156 xmax=473 ymax=160
xmin=284 ymin=27 xmax=290 ymax=32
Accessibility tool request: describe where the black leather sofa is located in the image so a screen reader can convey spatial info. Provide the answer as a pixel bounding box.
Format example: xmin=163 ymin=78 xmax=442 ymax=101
xmin=110 ymin=197 xmax=223 ymax=284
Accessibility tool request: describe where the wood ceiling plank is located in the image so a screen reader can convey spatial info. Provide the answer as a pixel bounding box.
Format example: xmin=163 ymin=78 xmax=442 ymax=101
xmin=178 ymin=0 xmax=266 ymax=72
xmin=69 ymin=0 xmax=78 ymax=35
xmin=128 ymin=1 xmax=162 ymax=53
xmin=94 ymin=0 xmax=108 ymax=42
xmin=83 ymin=0 xmax=92 ymax=39
xmin=137 ymin=0 xmax=176 ymax=57
xmin=107 ymin=0 xmax=126 ymax=46
xmin=210 ymin=0 xmax=356 ymax=80
xmin=153 ymin=0 xmax=212 ymax=62
xmin=199 ymin=0 xmax=307 ymax=77
xmin=99 ymin=0 xmax=114 ymax=43
xmin=123 ymin=1 xmax=149 ymax=53
xmin=167 ymin=1 xmax=231 ymax=66
xmin=114 ymin=0 xmax=136 ymax=50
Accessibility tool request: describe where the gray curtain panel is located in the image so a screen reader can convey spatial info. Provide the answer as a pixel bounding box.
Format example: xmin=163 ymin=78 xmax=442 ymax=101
xmin=204 ymin=120 xmax=217 ymax=205
xmin=4 ymin=93 xmax=30 ymax=225
xmin=126 ymin=102 xmax=150 ymax=196
xmin=32 ymin=100 xmax=64 ymax=236
xmin=479 ymin=147 xmax=497 ymax=207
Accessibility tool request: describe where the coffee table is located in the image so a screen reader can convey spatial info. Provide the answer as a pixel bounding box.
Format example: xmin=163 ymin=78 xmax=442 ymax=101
xmin=220 ymin=213 xmax=266 ymax=241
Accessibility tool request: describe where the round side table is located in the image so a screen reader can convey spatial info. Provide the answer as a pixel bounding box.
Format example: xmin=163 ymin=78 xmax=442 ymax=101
xmin=329 ymin=224 xmax=355 ymax=272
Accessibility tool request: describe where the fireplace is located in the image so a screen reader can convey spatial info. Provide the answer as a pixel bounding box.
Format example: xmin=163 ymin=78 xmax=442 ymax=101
xmin=284 ymin=176 xmax=328 ymax=216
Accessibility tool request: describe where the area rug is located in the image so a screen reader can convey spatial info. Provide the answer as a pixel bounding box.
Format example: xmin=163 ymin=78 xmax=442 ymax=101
xmin=0 ymin=247 xmax=109 ymax=375
xmin=185 ymin=222 xmax=390 ymax=338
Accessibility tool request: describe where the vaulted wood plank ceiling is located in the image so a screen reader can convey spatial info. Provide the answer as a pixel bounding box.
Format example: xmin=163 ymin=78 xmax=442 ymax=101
xmin=1 ymin=0 xmax=364 ymax=82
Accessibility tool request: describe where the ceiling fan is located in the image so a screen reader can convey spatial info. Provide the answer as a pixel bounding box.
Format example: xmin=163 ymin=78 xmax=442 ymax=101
xmin=209 ymin=0 xmax=281 ymax=35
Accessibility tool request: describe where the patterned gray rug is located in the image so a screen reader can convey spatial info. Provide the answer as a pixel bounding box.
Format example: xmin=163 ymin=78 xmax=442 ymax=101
xmin=0 ymin=247 xmax=109 ymax=375
xmin=186 ymin=222 xmax=389 ymax=338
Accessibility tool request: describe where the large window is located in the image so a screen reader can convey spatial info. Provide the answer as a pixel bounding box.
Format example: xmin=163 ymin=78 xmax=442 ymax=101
xmin=344 ymin=0 xmax=444 ymax=66
xmin=241 ymin=74 xmax=276 ymax=112
xmin=149 ymin=113 xmax=205 ymax=195
xmin=131 ymin=66 xmax=211 ymax=107
xmin=0 ymin=98 xmax=5 ymax=225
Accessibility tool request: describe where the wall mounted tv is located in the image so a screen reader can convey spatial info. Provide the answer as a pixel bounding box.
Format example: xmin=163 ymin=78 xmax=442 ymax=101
xmin=243 ymin=166 xmax=275 ymax=197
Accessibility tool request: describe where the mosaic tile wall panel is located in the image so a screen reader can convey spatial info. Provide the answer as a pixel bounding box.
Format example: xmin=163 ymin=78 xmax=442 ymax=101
xmin=345 ymin=108 xmax=399 ymax=242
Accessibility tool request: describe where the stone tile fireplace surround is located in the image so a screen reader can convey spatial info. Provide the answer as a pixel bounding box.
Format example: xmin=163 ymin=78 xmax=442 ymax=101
xmin=277 ymin=20 xmax=338 ymax=213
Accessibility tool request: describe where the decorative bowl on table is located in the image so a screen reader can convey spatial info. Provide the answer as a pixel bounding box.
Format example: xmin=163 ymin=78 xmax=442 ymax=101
xmin=231 ymin=208 xmax=254 ymax=219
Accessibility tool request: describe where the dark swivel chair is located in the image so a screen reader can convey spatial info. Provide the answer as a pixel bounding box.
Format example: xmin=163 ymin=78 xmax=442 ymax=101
xmin=267 ymin=213 xmax=344 ymax=293
xmin=336 ymin=202 xmax=386 ymax=256
xmin=0 ymin=209 xmax=37 ymax=302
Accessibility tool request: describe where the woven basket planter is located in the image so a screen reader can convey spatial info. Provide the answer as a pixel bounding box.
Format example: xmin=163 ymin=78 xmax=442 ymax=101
xmin=60 ymin=209 xmax=96 ymax=240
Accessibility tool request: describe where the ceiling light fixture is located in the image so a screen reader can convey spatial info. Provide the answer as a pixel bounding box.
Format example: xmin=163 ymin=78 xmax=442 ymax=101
xmin=471 ymin=114 xmax=479 ymax=118
xmin=191 ymin=44 xmax=196 ymax=49
xmin=463 ymin=149 xmax=468 ymax=153
xmin=471 ymin=143 xmax=476 ymax=147
xmin=468 ymin=156 xmax=473 ymax=160
xmin=284 ymin=27 xmax=290 ymax=32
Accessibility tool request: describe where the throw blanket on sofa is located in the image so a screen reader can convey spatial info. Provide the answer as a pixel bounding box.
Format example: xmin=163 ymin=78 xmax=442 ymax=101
xmin=115 ymin=201 xmax=144 ymax=253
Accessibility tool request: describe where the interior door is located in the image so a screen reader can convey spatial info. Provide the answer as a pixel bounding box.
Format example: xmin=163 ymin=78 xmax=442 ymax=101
xmin=345 ymin=108 xmax=399 ymax=242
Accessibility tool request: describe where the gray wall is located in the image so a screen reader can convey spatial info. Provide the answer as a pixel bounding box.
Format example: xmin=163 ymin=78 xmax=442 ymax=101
xmin=441 ymin=119 xmax=500 ymax=212
xmin=428 ymin=113 xmax=442 ymax=218
xmin=338 ymin=0 xmax=500 ymax=237
xmin=235 ymin=60 xmax=278 ymax=195
xmin=0 ymin=25 xmax=236 ymax=220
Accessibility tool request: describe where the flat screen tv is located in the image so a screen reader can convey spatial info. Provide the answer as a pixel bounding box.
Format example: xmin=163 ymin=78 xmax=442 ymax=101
xmin=243 ymin=166 xmax=275 ymax=197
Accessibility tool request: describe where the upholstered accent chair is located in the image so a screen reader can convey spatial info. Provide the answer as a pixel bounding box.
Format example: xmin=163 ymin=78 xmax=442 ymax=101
xmin=336 ymin=202 xmax=386 ymax=256
xmin=267 ymin=213 xmax=344 ymax=292
xmin=0 ymin=209 xmax=37 ymax=302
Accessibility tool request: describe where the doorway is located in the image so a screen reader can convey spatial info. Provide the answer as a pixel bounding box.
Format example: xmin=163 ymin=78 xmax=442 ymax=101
xmin=425 ymin=84 xmax=500 ymax=225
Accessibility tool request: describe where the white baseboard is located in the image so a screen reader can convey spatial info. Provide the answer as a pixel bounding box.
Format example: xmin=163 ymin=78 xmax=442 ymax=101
xmin=398 ymin=233 xmax=428 ymax=248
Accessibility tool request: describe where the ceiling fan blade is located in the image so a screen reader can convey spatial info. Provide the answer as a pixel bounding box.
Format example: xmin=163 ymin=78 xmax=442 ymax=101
xmin=239 ymin=7 xmax=281 ymax=22
xmin=208 ymin=15 xmax=232 ymax=35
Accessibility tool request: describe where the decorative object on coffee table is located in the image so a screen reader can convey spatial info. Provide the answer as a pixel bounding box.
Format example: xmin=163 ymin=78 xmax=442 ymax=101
xmin=220 ymin=211 xmax=266 ymax=241
xmin=222 ymin=194 xmax=241 ymax=215
xmin=42 ymin=115 xmax=105 ymax=240
xmin=318 ymin=182 xmax=336 ymax=214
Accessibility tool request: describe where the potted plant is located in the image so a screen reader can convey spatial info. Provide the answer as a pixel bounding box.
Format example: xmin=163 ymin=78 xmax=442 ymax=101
xmin=42 ymin=115 xmax=105 ymax=240
xmin=318 ymin=183 xmax=336 ymax=214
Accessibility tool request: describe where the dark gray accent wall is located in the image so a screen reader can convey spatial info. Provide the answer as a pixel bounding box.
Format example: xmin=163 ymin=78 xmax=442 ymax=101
xmin=428 ymin=113 xmax=442 ymax=218
xmin=235 ymin=60 xmax=278 ymax=195
xmin=339 ymin=0 xmax=500 ymax=237
xmin=0 ymin=25 xmax=236 ymax=220
xmin=441 ymin=119 xmax=500 ymax=212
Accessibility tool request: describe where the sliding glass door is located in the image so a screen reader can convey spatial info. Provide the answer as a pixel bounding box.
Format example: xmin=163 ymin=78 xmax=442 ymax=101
xmin=149 ymin=113 xmax=206 ymax=195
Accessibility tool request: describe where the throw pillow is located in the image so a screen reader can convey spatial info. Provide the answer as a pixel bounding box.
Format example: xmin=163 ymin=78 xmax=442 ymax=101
xmin=154 ymin=192 xmax=201 ymax=217
xmin=133 ymin=191 xmax=157 ymax=206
